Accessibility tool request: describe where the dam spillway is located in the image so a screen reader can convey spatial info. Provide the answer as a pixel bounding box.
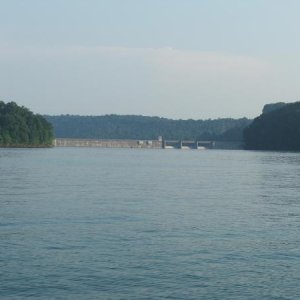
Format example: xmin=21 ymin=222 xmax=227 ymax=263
xmin=54 ymin=138 xmax=215 ymax=149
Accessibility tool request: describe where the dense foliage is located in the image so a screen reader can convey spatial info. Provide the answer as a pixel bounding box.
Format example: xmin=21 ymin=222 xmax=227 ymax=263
xmin=45 ymin=114 xmax=251 ymax=141
xmin=244 ymin=102 xmax=300 ymax=151
xmin=262 ymin=102 xmax=286 ymax=114
xmin=0 ymin=101 xmax=54 ymax=146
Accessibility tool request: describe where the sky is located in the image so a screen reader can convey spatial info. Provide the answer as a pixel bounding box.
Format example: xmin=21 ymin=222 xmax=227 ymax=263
xmin=0 ymin=0 xmax=300 ymax=119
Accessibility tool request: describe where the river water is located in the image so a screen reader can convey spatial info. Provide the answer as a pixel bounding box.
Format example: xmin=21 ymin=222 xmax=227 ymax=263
xmin=1 ymin=148 xmax=300 ymax=299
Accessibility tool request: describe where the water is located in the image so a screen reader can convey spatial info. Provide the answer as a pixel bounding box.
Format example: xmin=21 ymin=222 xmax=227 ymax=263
xmin=1 ymin=148 xmax=300 ymax=299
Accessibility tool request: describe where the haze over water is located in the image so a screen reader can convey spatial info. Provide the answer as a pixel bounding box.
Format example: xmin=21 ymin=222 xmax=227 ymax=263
xmin=1 ymin=148 xmax=300 ymax=299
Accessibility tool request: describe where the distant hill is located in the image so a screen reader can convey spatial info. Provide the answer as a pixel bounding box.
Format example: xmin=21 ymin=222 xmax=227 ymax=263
xmin=45 ymin=114 xmax=251 ymax=142
xmin=262 ymin=102 xmax=286 ymax=114
xmin=0 ymin=101 xmax=54 ymax=147
xmin=244 ymin=101 xmax=300 ymax=151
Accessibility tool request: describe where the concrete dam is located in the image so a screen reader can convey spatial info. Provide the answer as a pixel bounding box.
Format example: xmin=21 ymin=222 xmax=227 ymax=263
xmin=54 ymin=138 xmax=215 ymax=149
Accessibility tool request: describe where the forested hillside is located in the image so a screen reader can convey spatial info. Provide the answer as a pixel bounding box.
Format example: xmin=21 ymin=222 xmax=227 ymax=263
xmin=0 ymin=101 xmax=54 ymax=146
xmin=262 ymin=102 xmax=286 ymax=114
xmin=45 ymin=114 xmax=251 ymax=141
xmin=244 ymin=101 xmax=300 ymax=151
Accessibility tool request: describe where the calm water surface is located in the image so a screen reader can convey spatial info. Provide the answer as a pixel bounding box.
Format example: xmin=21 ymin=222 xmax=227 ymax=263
xmin=1 ymin=148 xmax=300 ymax=299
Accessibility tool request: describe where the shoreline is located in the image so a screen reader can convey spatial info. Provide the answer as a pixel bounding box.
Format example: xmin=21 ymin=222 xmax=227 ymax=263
xmin=0 ymin=144 xmax=54 ymax=148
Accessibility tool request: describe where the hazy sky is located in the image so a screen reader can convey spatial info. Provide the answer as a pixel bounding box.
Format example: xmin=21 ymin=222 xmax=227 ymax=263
xmin=1 ymin=0 xmax=300 ymax=119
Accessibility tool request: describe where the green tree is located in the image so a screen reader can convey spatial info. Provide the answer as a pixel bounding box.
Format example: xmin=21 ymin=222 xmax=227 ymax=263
xmin=244 ymin=101 xmax=300 ymax=151
xmin=0 ymin=101 xmax=54 ymax=146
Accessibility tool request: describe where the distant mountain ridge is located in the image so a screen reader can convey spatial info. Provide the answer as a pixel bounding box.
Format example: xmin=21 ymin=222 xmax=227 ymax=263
xmin=262 ymin=102 xmax=287 ymax=114
xmin=45 ymin=114 xmax=251 ymax=142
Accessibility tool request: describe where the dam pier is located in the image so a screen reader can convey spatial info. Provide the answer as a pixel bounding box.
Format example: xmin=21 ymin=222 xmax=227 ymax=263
xmin=54 ymin=138 xmax=215 ymax=150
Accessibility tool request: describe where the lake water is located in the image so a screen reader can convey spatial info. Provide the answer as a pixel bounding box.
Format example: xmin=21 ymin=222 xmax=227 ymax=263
xmin=1 ymin=148 xmax=300 ymax=299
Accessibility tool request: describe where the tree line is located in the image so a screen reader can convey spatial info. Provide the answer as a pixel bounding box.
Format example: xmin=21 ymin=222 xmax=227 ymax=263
xmin=4 ymin=99 xmax=299 ymax=151
xmin=243 ymin=102 xmax=300 ymax=151
xmin=45 ymin=114 xmax=251 ymax=141
xmin=0 ymin=101 xmax=54 ymax=146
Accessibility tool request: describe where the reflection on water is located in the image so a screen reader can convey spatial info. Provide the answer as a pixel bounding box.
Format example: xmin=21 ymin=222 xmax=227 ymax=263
xmin=0 ymin=148 xmax=300 ymax=299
